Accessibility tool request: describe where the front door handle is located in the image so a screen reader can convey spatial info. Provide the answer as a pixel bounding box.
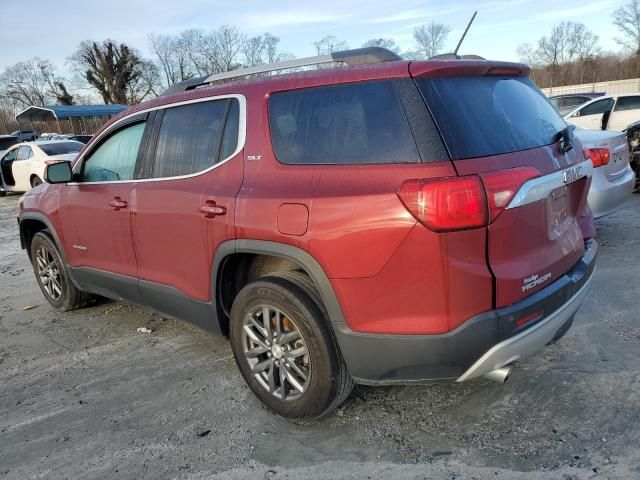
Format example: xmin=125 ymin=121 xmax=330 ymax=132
xmin=109 ymin=197 xmax=128 ymax=211
xmin=199 ymin=200 xmax=227 ymax=218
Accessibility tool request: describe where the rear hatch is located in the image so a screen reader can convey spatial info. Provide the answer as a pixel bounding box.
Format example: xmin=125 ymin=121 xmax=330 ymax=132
xmin=412 ymin=63 xmax=591 ymax=307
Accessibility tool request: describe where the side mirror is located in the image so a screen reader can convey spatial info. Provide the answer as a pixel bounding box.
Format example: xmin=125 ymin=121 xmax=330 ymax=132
xmin=44 ymin=161 xmax=73 ymax=184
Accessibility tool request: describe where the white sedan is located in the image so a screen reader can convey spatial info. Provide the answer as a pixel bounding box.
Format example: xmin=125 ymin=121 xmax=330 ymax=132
xmin=564 ymin=93 xmax=640 ymax=132
xmin=0 ymin=140 xmax=83 ymax=195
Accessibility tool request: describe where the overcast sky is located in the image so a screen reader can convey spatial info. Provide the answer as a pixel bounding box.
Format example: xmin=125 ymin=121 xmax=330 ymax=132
xmin=0 ymin=0 xmax=623 ymax=75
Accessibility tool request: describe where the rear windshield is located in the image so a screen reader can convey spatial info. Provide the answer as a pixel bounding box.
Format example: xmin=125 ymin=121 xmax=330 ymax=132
xmin=0 ymin=137 xmax=18 ymax=150
xmin=417 ymin=76 xmax=566 ymax=159
xmin=39 ymin=141 xmax=83 ymax=156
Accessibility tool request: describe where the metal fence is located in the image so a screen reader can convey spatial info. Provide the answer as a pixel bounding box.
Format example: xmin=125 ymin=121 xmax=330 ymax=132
xmin=541 ymin=78 xmax=640 ymax=97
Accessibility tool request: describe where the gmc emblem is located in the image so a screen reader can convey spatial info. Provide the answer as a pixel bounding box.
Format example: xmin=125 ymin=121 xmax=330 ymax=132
xmin=563 ymin=166 xmax=583 ymax=184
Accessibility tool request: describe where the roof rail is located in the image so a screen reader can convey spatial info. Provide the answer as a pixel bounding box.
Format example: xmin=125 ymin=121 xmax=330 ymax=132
xmin=429 ymin=53 xmax=486 ymax=60
xmin=161 ymin=47 xmax=402 ymax=97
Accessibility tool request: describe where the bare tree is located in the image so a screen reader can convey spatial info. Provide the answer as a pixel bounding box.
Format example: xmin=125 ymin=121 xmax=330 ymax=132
xmin=613 ymin=0 xmax=640 ymax=77
xmin=263 ymin=33 xmax=281 ymax=63
xmin=0 ymin=58 xmax=73 ymax=107
xmin=216 ymin=25 xmax=245 ymax=71
xmin=70 ymin=40 xmax=154 ymax=104
xmin=362 ymin=38 xmax=400 ymax=54
xmin=572 ymin=24 xmax=600 ymax=83
xmin=149 ymin=33 xmax=194 ymax=89
xmin=413 ymin=22 xmax=451 ymax=58
xmin=244 ymin=35 xmax=266 ymax=67
xmin=313 ymin=35 xmax=349 ymax=55
xmin=516 ymin=43 xmax=541 ymax=82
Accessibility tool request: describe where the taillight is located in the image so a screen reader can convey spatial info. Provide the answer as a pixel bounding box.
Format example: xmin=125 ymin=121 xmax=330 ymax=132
xmin=398 ymin=167 xmax=540 ymax=231
xmin=480 ymin=167 xmax=540 ymax=222
xmin=584 ymin=148 xmax=610 ymax=168
xmin=397 ymin=176 xmax=487 ymax=232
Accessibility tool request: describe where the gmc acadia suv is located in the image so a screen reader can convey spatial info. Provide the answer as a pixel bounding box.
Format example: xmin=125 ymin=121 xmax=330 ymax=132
xmin=18 ymin=48 xmax=597 ymax=419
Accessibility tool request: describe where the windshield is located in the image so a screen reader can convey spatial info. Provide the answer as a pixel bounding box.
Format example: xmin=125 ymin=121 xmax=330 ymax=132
xmin=39 ymin=141 xmax=83 ymax=156
xmin=417 ymin=76 xmax=566 ymax=159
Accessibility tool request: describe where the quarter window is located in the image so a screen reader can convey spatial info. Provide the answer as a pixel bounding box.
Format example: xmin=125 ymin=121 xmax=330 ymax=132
xmin=81 ymin=121 xmax=146 ymax=182
xmin=151 ymin=99 xmax=238 ymax=178
xmin=269 ymin=81 xmax=420 ymax=165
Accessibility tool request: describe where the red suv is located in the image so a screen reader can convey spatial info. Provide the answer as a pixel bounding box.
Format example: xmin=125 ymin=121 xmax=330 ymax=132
xmin=18 ymin=48 xmax=597 ymax=419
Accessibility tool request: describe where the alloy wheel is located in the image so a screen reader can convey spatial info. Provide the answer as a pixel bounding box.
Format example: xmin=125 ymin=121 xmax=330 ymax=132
xmin=35 ymin=245 xmax=62 ymax=301
xmin=241 ymin=305 xmax=311 ymax=401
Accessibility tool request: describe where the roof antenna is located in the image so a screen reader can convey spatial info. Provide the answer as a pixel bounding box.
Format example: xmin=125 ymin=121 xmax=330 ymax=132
xmin=453 ymin=11 xmax=478 ymax=57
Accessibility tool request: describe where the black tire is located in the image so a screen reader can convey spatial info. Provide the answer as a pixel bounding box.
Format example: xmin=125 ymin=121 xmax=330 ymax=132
xmin=30 ymin=176 xmax=42 ymax=188
xmin=230 ymin=273 xmax=354 ymax=420
xmin=0 ymin=190 xmax=6 ymax=197
xmin=30 ymin=231 xmax=92 ymax=311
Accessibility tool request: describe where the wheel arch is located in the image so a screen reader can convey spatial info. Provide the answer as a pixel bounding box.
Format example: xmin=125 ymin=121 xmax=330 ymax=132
xmin=19 ymin=213 xmax=68 ymax=265
xmin=213 ymin=240 xmax=347 ymax=335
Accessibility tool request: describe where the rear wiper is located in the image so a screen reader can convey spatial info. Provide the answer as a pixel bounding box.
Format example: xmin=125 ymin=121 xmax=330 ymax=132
xmin=556 ymin=125 xmax=576 ymax=153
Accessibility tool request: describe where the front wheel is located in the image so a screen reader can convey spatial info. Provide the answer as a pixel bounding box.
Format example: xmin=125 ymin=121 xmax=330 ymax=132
xmin=30 ymin=231 xmax=92 ymax=311
xmin=230 ymin=273 xmax=353 ymax=419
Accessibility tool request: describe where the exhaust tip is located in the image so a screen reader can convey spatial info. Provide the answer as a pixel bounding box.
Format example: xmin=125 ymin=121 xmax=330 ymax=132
xmin=483 ymin=365 xmax=514 ymax=383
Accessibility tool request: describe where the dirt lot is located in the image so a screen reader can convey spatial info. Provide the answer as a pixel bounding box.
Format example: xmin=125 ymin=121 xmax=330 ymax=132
xmin=1 ymin=193 xmax=639 ymax=480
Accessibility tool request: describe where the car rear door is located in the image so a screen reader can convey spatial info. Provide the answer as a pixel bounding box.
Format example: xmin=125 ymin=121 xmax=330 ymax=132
xmin=413 ymin=68 xmax=592 ymax=307
xmin=609 ymin=95 xmax=640 ymax=131
xmin=13 ymin=146 xmax=34 ymax=191
xmin=130 ymin=96 xmax=244 ymax=320
xmin=567 ymin=98 xmax=615 ymax=130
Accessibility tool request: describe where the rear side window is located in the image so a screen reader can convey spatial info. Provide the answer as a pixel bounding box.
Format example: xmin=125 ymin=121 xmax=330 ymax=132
xmin=16 ymin=146 xmax=33 ymax=160
xmin=151 ymin=98 xmax=238 ymax=178
xmin=614 ymin=96 xmax=640 ymax=112
xmin=269 ymin=81 xmax=420 ymax=164
xmin=417 ymin=76 xmax=566 ymax=159
xmin=580 ymin=98 xmax=614 ymax=116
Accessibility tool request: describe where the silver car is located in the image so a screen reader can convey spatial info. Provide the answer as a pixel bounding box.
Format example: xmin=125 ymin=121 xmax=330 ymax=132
xmin=574 ymin=129 xmax=636 ymax=218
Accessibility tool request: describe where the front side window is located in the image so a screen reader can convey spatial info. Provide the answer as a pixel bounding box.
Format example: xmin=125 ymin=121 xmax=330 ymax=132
xmin=579 ymin=98 xmax=615 ymax=116
xmin=152 ymin=99 xmax=238 ymax=178
xmin=269 ymin=81 xmax=420 ymax=165
xmin=81 ymin=122 xmax=146 ymax=182
xmin=16 ymin=146 xmax=33 ymax=161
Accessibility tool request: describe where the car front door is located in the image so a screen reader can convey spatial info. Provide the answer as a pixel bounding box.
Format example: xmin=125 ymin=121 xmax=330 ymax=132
xmin=131 ymin=96 xmax=244 ymax=322
xmin=608 ymin=95 xmax=640 ymax=131
xmin=58 ymin=114 xmax=150 ymax=296
xmin=566 ymin=98 xmax=615 ymax=130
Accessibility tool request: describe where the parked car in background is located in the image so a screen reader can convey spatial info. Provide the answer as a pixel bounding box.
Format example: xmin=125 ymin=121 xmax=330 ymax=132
xmin=623 ymin=119 xmax=640 ymax=190
xmin=574 ymin=128 xmax=636 ymax=217
xmin=39 ymin=133 xmax=60 ymax=141
xmin=17 ymin=49 xmax=597 ymax=419
xmin=565 ymin=94 xmax=640 ymax=132
xmin=10 ymin=129 xmax=39 ymax=141
xmin=57 ymin=134 xmax=93 ymax=144
xmin=549 ymin=92 xmax=604 ymax=115
xmin=0 ymin=135 xmax=20 ymax=156
xmin=0 ymin=140 xmax=83 ymax=195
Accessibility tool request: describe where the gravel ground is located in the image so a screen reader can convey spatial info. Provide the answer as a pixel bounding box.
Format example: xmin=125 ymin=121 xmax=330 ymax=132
xmin=0 ymin=193 xmax=639 ymax=480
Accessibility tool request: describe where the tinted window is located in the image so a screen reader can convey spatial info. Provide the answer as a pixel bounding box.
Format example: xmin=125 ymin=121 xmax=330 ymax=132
xmin=614 ymin=96 xmax=640 ymax=112
xmin=0 ymin=137 xmax=18 ymax=150
xmin=39 ymin=141 xmax=83 ymax=156
xmin=565 ymin=96 xmax=588 ymax=107
xmin=220 ymin=100 xmax=240 ymax=160
xmin=417 ymin=76 xmax=566 ymax=159
xmin=152 ymin=99 xmax=236 ymax=178
xmin=82 ymin=122 xmax=145 ymax=182
xmin=2 ymin=149 xmax=17 ymax=162
xmin=580 ymin=98 xmax=615 ymax=116
xmin=269 ymin=81 xmax=420 ymax=164
xmin=16 ymin=146 xmax=33 ymax=161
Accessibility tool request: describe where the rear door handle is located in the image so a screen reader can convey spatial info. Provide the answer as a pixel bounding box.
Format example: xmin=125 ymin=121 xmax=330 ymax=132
xmin=199 ymin=200 xmax=227 ymax=218
xmin=109 ymin=197 xmax=128 ymax=211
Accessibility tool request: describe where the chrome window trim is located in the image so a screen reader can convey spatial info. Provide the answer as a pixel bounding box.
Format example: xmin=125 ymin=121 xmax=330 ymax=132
xmin=68 ymin=93 xmax=246 ymax=186
xmin=506 ymin=159 xmax=593 ymax=210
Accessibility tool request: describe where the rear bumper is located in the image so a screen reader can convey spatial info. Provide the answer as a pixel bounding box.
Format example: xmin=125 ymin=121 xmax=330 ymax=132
xmin=335 ymin=239 xmax=597 ymax=385
xmin=588 ymin=166 xmax=635 ymax=218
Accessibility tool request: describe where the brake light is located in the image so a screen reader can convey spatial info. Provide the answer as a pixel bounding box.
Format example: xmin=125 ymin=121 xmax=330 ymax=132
xmin=486 ymin=67 xmax=523 ymax=76
xmin=480 ymin=167 xmax=540 ymax=222
xmin=397 ymin=176 xmax=487 ymax=232
xmin=584 ymin=148 xmax=610 ymax=168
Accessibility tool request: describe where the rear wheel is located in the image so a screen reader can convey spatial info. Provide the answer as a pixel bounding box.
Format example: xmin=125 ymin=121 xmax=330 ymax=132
xmin=229 ymin=274 xmax=353 ymax=419
xmin=30 ymin=176 xmax=42 ymax=188
xmin=30 ymin=231 xmax=92 ymax=311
